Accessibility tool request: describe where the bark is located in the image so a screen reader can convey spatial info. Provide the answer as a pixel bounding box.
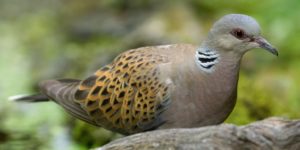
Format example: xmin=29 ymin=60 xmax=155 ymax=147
xmin=95 ymin=117 xmax=300 ymax=150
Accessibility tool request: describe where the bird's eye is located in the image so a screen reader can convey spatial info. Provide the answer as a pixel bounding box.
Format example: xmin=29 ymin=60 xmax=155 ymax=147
xmin=231 ymin=29 xmax=246 ymax=39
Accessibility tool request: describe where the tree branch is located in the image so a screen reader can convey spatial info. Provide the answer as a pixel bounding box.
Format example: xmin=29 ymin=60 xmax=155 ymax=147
xmin=95 ymin=117 xmax=300 ymax=150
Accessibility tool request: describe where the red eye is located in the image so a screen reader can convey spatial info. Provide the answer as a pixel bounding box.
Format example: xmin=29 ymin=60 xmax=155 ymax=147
xmin=231 ymin=29 xmax=246 ymax=39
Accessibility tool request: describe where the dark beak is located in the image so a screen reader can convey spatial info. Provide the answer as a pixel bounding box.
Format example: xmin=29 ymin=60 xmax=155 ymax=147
xmin=255 ymin=37 xmax=278 ymax=56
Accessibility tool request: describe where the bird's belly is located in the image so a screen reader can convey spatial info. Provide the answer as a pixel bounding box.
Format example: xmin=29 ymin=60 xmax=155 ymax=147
xmin=159 ymin=88 xmax=237 ymax=129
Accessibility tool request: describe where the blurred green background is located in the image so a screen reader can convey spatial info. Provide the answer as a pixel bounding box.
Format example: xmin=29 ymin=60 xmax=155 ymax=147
xmin=0 ymin=0 xmax=299 ymax=149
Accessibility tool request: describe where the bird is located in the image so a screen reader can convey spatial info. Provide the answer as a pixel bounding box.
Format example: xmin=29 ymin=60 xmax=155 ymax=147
xmin=10 ymin=14 xmax=278 ymax=135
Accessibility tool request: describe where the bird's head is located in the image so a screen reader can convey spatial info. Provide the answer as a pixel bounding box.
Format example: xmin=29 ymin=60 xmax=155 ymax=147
xmin=206 ymin=14 xmax=278 ymax=56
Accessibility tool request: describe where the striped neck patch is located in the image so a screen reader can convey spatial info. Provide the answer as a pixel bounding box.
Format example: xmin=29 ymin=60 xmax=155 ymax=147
xmin=195 ymin=47 xmax=220 ymax=73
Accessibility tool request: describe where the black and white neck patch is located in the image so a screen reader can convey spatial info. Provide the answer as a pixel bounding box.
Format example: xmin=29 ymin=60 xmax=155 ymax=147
xmin=195 ymin=48 xmax=220 ymax=73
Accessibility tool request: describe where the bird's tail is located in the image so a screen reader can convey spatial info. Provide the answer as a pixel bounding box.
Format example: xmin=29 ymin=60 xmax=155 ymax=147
xmin=9 ymin=94 xmax=49 ymax=102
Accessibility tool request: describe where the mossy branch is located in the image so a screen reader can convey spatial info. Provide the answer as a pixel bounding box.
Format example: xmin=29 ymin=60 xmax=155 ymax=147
xmin=95 ymin=117 xmax=300 ymax=150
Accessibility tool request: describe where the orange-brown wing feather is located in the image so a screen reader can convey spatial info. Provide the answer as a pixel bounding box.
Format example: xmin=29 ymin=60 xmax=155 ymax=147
xmin=74 ymin=49 xmax=171 ymax=134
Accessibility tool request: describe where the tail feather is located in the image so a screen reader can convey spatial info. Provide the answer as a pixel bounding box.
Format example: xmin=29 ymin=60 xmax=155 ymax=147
xmin=9 ymin=94 xmax=49 ymax=102
xmin=10 ymin=78 xmax=97 ymax=126
xmin=38 ymin=79 xmax=97 ymax=125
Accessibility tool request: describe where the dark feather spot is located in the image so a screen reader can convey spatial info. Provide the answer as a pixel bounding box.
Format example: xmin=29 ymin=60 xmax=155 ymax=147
xmin=137 ymin=63 xmax=143 ymax=68
xmin=113 ymin=77 xmax=118 ymax=82
xmin=198 ymin=51 xmax=211 ymax=56
xmin=123 ymin=72 xmax=129 ymax=78
xmin=127 ymin=100 xmax=132 ymax=106
xmin=117 ymin=62 xmax=123 ymax=66
xmin=133 ymin=125 xmax=138 ymax=129
xmin=113 ymin=99 xmax=118 ymax=105
xmin=123 ymin=63 xmax=129 ymax=69
xmin=138 ymin=92 xmax=142 ymax=97
xmin=115 ymin=118 xmax=121 ymax=124
xmin=115 ymin=70 xmax=121 ymax=74
xmin=143 ymin=104 xmax=147 ymax=109
xmin=90 ymin=109 xmax=99 ymax=116
xmin=101 ymin=98 xmax=109 ymax=106
xmin=198 ymin=57 xmax=217 ymax=63
xmin=98 ymin=76 xmax=106 ymax=82
xmin=119 ymin=91 xmax=125 ymax=98
xmin=125 ymin=56 xmax=133 ymax=60
xmin=156 ymin=104 xmax=164 ymax=110
xmin=91 ymin=86 xmax=102 ymax=95
xmin=116 ymin=80 xmax=120 ymax=84
xmin=101 ymin=66 xmax=110 ymax=71
xmin=75 ymin=90 xmax=89 ymax=100
xmin=101 ymin=87 xmax=109 ymax=95
xmin=105 ymin=79 xmax=110 ymax=83
xmin=164 ymin=87 xmax=168 ymax=92
xmin=200 ymin=64 xmax=214 ymax=69
xmin=131 ymin=82 xmax=137 ymax=87
xmin=109 ymin=85 xmax=115 ymax=89
xmin=123 ymin=83 xmax=128 ymax=88
xmin=105 ymin=107 xmax=112 ymax=113
xmin=109 ymin=109 xmax=120 ymax=118
xmin=82 ymin=75 xmax=97 ymax=87
xmin=149 ymin=96 xmax=156 ymax=99
xmin=87 ymin=100 xmax=96 ymax=107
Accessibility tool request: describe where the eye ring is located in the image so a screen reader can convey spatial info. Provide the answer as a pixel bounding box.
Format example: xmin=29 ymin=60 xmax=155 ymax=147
xmin=231 ymin=29 xmax=246 ymax=39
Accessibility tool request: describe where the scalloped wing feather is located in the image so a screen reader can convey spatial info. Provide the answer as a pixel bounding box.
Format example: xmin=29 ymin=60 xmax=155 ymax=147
xmin=74 ymin=48 xmax=172 ymax=134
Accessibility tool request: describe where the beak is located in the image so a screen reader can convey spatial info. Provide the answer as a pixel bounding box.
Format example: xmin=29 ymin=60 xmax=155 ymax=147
xmin=255 ymin=37 xmax=278 ymax=56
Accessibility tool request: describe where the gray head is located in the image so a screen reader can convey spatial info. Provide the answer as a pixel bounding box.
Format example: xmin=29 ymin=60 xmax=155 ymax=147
xmin=205 ymin=14 xmax=278 ymax=56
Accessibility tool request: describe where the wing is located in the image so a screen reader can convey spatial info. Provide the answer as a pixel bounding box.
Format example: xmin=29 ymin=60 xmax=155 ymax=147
xmin=74 ymin=48 xmax=172 ymax=134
